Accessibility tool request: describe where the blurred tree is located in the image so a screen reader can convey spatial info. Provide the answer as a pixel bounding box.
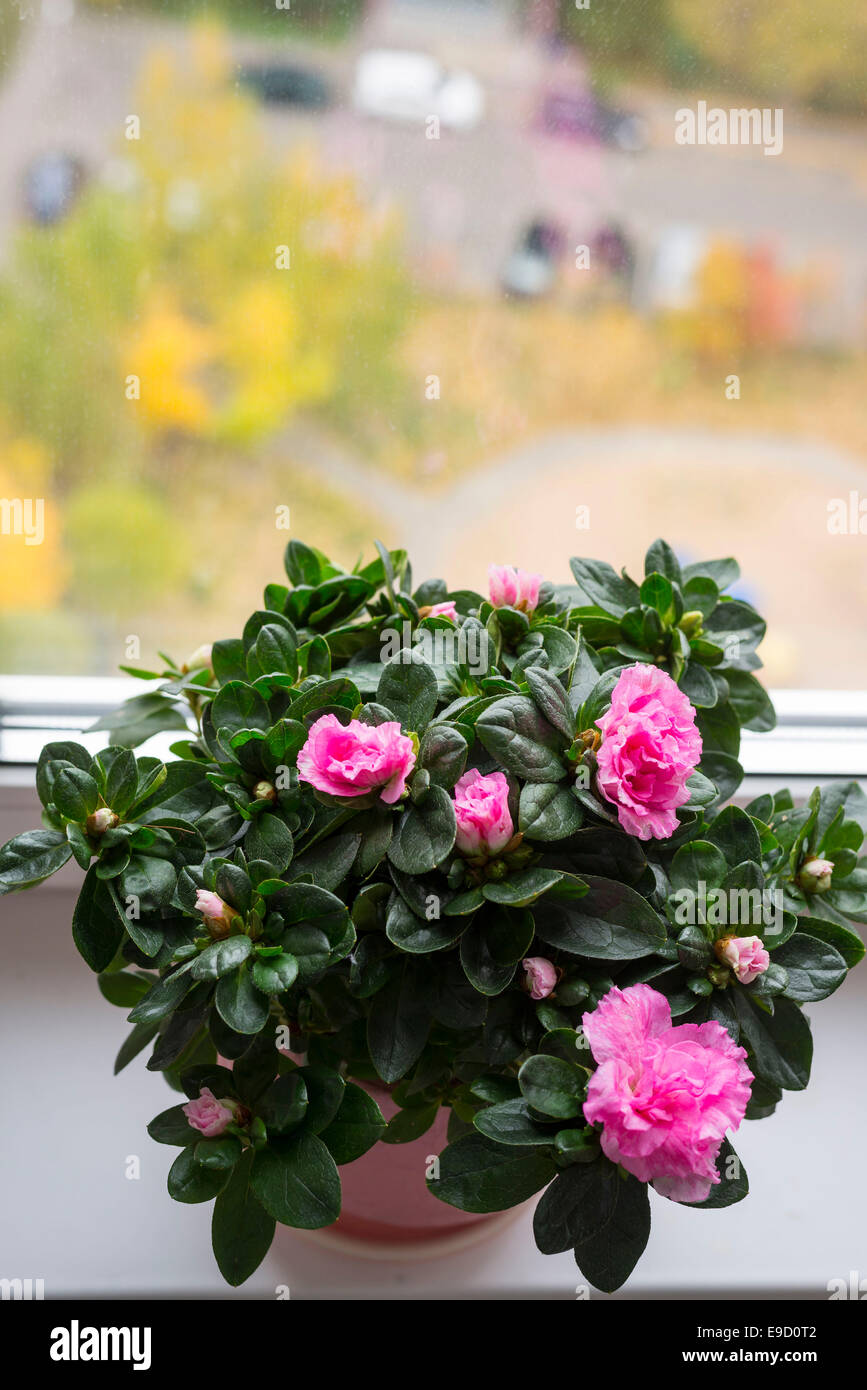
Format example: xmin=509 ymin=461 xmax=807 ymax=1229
xmin=669 ymin=0 xmax=867 ymax=112
xmin=554 ymin=0 xmax=867 ymax=113
xmin=0 ymin=26 xmax=411 ymax=472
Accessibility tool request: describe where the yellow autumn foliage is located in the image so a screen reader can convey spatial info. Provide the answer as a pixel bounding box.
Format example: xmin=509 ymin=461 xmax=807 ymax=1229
xmin=0 ymin=429 xmax=68 ymax=612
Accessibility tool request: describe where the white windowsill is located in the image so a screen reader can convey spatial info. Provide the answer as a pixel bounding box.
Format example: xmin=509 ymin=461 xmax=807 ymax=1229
xmin=1 ymin=677 xmax=866 ymax=787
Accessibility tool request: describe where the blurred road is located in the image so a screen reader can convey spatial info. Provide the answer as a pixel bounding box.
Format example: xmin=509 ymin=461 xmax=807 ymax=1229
xmin=2 ymin=4 xmax=867 ymax=318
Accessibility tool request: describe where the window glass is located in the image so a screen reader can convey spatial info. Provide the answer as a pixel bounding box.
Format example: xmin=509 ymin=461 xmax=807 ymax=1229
xmin=1 ymin=0 xmax=865 ymax=687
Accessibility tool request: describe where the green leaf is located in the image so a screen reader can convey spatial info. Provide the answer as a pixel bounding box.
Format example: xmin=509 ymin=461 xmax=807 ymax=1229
xmin=147 ymin=1104 xmax=198 ymax=1146
xmin=640 ymin=572 xmax=676 ymax=624
xmin=707 ymin=805 xmax=762 ymax=867
xmin=381 ymin=1101 xmax=440 ymax=1145
xmin=523 ymin=667 xmax=575 ymax=741
xmin=251 ymin=623 xmax=297 ymax=681
xmin=682 ymin=556 xmax=739 ymax=591
xmin=251 ymin=1132 xmax=341 ymax=1228
xmin=97 ymin=969 xmax=151 ymax=1008
xmin=684 ymin=1138 xmax=749 ymax=1208
xmin=121 ymin=854 xmax=177 ymax=915
xmin=257 ymin=1073 xmax=309 ymax=1135
xmin=386 ymin=892 xmax=465 ymax=954
xmin=291 ymin=831 xmax=359 ymax=891
xmin=482 ymin=868 xmax=564 ymax=907
xmin=284 ymin=538 xmax=322 ymax=587
xmin=366 ymin=959 xmax=431 ymax=1083
xmin=114 ymin=1020 xmax=160 ymax=1074
xmin=535 ymin=875 xmax=665 ymax=960
xmin=476 ymin=696 xmax=566 ymax=783
xmin=704 ymin=600 xmax=766 ymax=658
xmin=244 ymin=815 xmax=294 ymax=874
xmin=191 ymin=936 xmax=253 ymax=982
xmin=679 ymin=661 xmax=718 ymax=709
xmin=211 ymin=681 xmax=270 ymax=737
xmin=128 ymin=964 xmax=194 ymax=1023
xmin=519 ymin=783 xmax=583 ymax=841
xmin=388 ymin=786 xmax=456 ymax=874
xmin=773 ymin=933 xmax=848 ymax=1002
xmin=96 ymin=747 xmax=139 ymax=816
xmin=376 ymin=652 xmax=438 ymax=731
xmin=428 ymin=1133 xmax=556 ymax=1213
xmin=725 ymin=671 xmax=776 ymax=732
xmin=572 ymin=1171 xmax=651 ymax=1293
xmin=644 ymin=539 xmax=682 ymax=585
xmin=460 ymin=918 xmax=517 ymax=996
xmin=72 ymin=866 xmax=126 ymax=971
xmin=215 ymin=963 xmax=270 ymax=1035
xmin=212 ymin=1149 xmax=276 ymax=1286
xmin=320 ymin=1081 xmax=387 ymax=1164
xmin=167 ymin=1145 xmax=229 ymax=1204
xmin=484 ymin=904 xmax=535 ymax=965
xmin=795 ymin=916 xmax=864 ymax=969
xmin=251 ymin=952 xmax=299 ymax=995
xmin=296 ymin=1065 xmax=345 ymax=1134
xmin=474 ymin=1098 xmax=557 ymax=1146
xmin=518 ymin=1054 xmax=584 ymax=1119
xmin=0 ymin=828 xmax=72 ymax=894
xmin=670 ymin=840 xmax=728 ymax=893
xmin=417 ymin=724 xmax=468 ymax=789
xmin=734 ymin=992 xmax=812 ymax=1091
xmin=569 ymin=557 xmax=640 ymax=618
xmin=52 ymin=765 xmax=99 ymax=822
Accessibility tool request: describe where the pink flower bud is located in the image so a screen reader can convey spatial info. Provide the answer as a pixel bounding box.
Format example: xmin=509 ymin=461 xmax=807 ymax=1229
xmin=523 ymin=956 xmax=558 ymax=1000
xmin=797 ymin=857 xmax=834 ymax=894
xmin=86 ymin=807 xmax=119 ymax=836
xmin=488 ymin=564 xmax=543 ymax=614
xmin=182 ymin=1087 xmax=236 ymax=1139
xmin=453 ymin=769 xmax=514 ymax=857
xmin=715 ymin=935 xmax=770 ymax=984
xmin=195 ymin=889 xmax=234 ymax=937
xmin=426 ymin=601 xmax=458 ymax=622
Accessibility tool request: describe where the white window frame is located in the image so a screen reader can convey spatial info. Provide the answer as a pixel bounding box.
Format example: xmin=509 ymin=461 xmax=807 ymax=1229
xmin=1 ymin=676 xmax=866 ymax=792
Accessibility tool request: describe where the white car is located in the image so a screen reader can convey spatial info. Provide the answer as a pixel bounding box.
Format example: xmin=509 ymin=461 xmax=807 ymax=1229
xmin=353 ymin=49 xmax=484 ymax=131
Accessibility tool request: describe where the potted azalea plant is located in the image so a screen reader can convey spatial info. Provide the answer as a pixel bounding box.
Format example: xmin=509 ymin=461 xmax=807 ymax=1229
xmin=1 ymin=538 xmax=863 ymax=1291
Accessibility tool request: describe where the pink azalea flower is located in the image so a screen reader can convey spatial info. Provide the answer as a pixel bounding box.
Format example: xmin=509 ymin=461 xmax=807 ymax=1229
xmin=453 ymin=768 xmax=514 ymax=856
xmin=595 ymin=664 xmax=702 ymax=840
xmin=182 ymin=1087 xmax=236 ymax=1139
xmin=582 ymin=983 xmax=753 ymax=1203
xmin=297 ymin=714 xmax=416 ymax=804
xmin=523 ymin=956 xmax=558 ymax=1000
xmin=716 ymin=935 xmax=770 ymax=984
xmin=488 ymin=564 xmax=543 ymax=614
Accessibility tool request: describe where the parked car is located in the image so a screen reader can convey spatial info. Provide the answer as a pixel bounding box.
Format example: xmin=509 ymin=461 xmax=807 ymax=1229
xmin=501 ymin=220 xmax=566 ymax=299
xmin=22 ymin=152 xmax=86 ymax=225
xmin=539 ymin=91 xmax=648 ymax=152
xmin=353 ymin=49 xmax=484 ymax=131
xmin=237 ymin=64 xmax=331 ymax=110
